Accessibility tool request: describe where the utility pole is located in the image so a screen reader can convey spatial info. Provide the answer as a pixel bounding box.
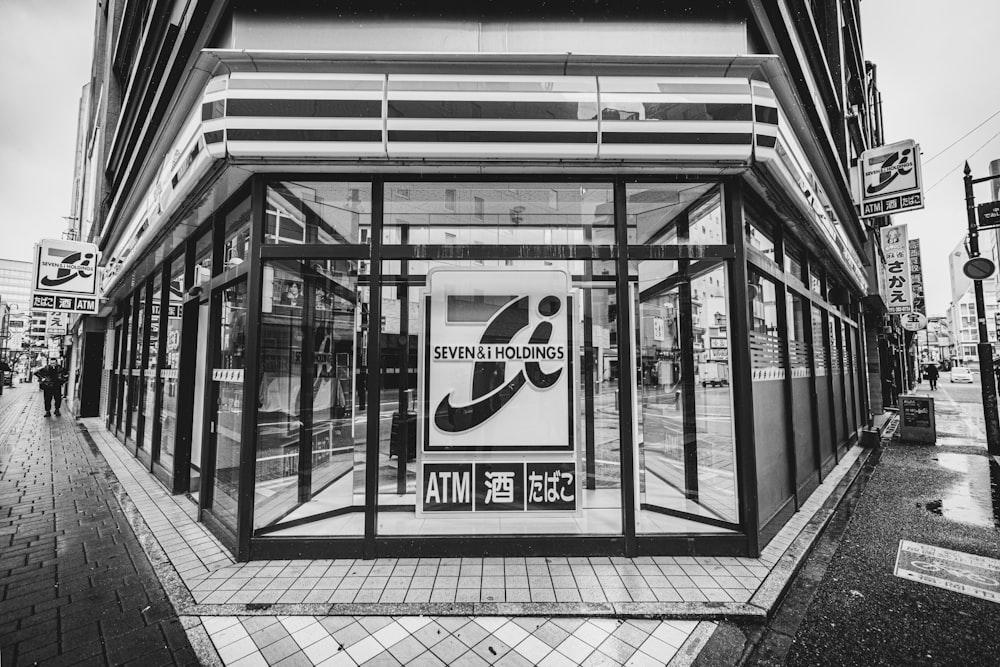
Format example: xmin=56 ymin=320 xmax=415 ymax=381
xmin=963 ymin=162 xmax=1000 ymax=455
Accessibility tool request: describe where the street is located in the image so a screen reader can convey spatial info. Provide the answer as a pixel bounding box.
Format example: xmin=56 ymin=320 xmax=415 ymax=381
xmin=706 ymin=377 xmax=1000 ymax=667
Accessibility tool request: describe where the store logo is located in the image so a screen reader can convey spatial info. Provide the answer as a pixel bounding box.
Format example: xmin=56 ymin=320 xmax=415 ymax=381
xmin=434 ymin=295 xmax=564 ymax=433
xmin=866 ymin=146 xmax=914 ymax=195
xmin=40 ymin=249 xmax=96 ymax=288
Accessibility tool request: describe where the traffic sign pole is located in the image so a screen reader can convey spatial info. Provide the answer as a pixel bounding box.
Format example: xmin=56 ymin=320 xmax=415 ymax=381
xmin=964 ymin=162 xmax=1000 ymax=456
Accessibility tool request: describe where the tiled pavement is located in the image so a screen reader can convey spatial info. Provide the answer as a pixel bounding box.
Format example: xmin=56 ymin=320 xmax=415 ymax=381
xmin=1 ymin=383 xmax=872 ymax=666
xmin=0 ymin=386 xmax=198 ymax=666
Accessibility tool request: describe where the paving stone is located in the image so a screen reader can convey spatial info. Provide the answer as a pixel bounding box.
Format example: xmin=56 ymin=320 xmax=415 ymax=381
xmin=0 ymin=392 xmax=196 ymax=666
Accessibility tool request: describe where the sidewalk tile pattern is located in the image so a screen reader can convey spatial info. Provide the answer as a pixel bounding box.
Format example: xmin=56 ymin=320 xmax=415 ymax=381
xmin=203 ymin=615 xmax=707 ymax=666
xmin=0 ymin=388 xmax=198 ymax=666
xmin=77 ymin=379 xmax=867 ymax=667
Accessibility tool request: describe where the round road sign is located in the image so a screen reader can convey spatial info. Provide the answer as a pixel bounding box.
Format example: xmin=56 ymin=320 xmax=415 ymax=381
xmin=900 ymin=312 xmax=928 ymax=332
xmin=963 ymin=257 xmax=996 ymax=280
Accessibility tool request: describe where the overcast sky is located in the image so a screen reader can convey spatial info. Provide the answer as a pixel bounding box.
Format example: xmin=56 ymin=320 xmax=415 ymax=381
xmin=0 ymin=0 xmax=94 ymax=268
xmin=0 ymin=1 xmax=998 ymax=315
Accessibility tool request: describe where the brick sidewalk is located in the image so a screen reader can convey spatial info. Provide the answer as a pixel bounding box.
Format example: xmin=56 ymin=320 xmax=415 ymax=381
xmin=0 ymin=388 xmax=198 ymax=666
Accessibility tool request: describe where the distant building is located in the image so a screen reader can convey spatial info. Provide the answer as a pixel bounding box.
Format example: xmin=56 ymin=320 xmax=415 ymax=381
xmin=948 ymin=283 xmax=999 ymax=364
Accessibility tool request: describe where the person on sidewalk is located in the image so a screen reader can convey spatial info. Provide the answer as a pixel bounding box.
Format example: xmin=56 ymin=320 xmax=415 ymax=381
xmin=924 ymin=362 xmax=939 ymax=390
xmin=34 ymin=357 xmax=69 ymax=417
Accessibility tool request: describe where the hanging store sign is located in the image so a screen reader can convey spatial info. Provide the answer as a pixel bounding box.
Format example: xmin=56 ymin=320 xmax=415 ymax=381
xmin=860 ymin=140 xmax=925 ymax=218
xmin=31 ymin=239 xmax=100 ymax=314
xmin=900 ymin=312 xmax=928 ymax=332
xmin=908 ymin=239 xmax=926 ymax=315
xmin=880 ymin=225 xmax=913 ymax=314
xmin=977 ymin=201 xmax=1000 ymax=229
xmin=418 ymin=268 xmax=578 ymax=515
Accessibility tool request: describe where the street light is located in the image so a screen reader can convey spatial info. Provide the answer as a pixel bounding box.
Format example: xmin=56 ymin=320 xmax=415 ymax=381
xmin=963 ymin=162 xmax=1000 ymax=456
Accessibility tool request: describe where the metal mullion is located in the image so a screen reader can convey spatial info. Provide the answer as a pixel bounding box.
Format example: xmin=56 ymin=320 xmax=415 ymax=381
xmin=725 ymin=176 xmax=761 ymax=556
xmin=137 ymin=277 xmax=154 ymax=455
xmin=678 ymin=261 xmax=699 ymax=502
xmin=200 ymin=288 xmax=222 ymax=516
xmin=626 ymin=245 xmax=735 ymax=261
xmin=802 ymin=297 xmax=824 ymax=483
xmin=835 ymin=317 xmax=850 ymax=447
xmin=821 ymin=309 xmax=838 ymax=464
xmin=363 ymin=180 xmax=384 ymax=558
xmin=775 ymin=280 xmax=799 ymax=509
xmin=299 ymin=271 xmax=315 ymax=505
xmin=125 ymin=291 xmax=141 ymax=442
xmin=378 ymin=244 xmax=617 ymax=261
xmin=151 ymin=263 xmax=170 ymax=467
xmin=261 ymin=244 xmax=370 ymax=260
xmin=614 ymin=179 xmax=638 ymax=556
xmin=237 ymin=176 xmax=266 ymax=561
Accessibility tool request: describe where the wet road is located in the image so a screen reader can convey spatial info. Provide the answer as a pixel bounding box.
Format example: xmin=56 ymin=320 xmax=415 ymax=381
xmin=743 ymin=380 xmax=1000 ymax=666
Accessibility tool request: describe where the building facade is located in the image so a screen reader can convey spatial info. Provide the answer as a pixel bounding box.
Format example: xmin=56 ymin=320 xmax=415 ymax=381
xmin=69 ymin=0 xmax=884 ymax=561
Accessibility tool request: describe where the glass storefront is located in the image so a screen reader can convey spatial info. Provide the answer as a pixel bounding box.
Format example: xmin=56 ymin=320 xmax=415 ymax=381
xmin=101 ymin=175 xmax=866 ymax=560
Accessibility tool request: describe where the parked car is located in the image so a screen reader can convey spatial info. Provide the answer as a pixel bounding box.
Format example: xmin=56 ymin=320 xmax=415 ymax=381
xmin=951 ymin=367 xmax=974 ymax=383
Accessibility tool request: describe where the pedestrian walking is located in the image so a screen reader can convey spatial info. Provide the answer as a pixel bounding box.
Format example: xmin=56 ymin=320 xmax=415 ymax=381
xmin=924 ymin=362 xmax=939 ymax=390
xmin=34 ymin=357 xmax=69 ymax=416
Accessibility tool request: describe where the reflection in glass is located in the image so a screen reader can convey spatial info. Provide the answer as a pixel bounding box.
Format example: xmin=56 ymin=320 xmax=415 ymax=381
xmin=633 ymin=261 xmax=738 ymax=532
xmin=209 ymin=281 xmax=247 ymax=533
xmin=158 ymin=259 xmax=185 ymax=472
xmin=194 ymin=227 xmax=213 ymax=285
xmin=265 ymin=182 xmax=371 ymax=245
xmin=626 ymin=183 xmax=723 ymax=245
xmin=745 ymin=214 xmax=775 ymax=263
xmin=223 ymin=198 xmax=251 ymax=269
xmin=142 ymin=277 xmax=161 ymax=450
xmin=383 ymin=183 xmax=614 ymax=245
xmin=377 ymin=259 xmax=622 ymax=536
xmin=253 ymin=260 xmax=367 ymax=535
xmin=126 ymin=293 xmax=143 ymax=443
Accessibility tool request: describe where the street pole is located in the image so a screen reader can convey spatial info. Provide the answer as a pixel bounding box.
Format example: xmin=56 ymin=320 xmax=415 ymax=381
xmin=963 ymin=162 xmax=1000 ymax=455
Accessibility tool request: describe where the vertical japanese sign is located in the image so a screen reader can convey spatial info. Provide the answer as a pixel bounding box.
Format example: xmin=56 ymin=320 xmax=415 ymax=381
xmin=418 ymin=269 xmax=578 ymax=515
xmin=909 ymin=239 xmax=926 ymax=315
xmin=31 ymin=239 xmax=100 ymax=314
xmin=881 ymin=225 xmax=913 ymax=314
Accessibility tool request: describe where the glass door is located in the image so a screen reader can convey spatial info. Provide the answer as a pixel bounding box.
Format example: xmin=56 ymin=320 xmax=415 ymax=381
xmin=252 ymin=259 xmax=368 ymax=535
xmin=204 ymin=280 xmax=248 ymax=534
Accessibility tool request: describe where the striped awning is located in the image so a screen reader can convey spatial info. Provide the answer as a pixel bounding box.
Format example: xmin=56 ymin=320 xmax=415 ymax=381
xmin=200 ymin=72 xmax=780 ymax=165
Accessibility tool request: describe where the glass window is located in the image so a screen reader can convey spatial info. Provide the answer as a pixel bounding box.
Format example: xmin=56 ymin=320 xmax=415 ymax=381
xmin=158 ymin=255 xmax=185 ymax=472
xmin=209 ymin=281 xmax=248 ymax=533
xmin=265 ymin=182 xmax=371 ymax=244
xmin=812 ymin=307 xmax=828 ymax=374
xmin=787 ymin=291 xmax=810 ymax=372
xmin=784 ymin=242 xmax=804 ymax=282
xmin=376 ymin=258 xmax=622 ymax=536
xmin=633 ymin=260 xmax=738 ymax=530
xmin=745 ymin=214 xmax=775 ymax=263
xmin=253 ymin=259 xmax=368 ymax=534
xmin=810 ymin=266 xmax=823 ymax=295
xmin=222 ymin=198 xmax=251 ymax=269
xmin=194 ymin=226 xmax=213 ymax=285
xmin=626 ymin=183 xmax=724 ymax=245
xmin=383 ymin=183 xmax=614 ymax=245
